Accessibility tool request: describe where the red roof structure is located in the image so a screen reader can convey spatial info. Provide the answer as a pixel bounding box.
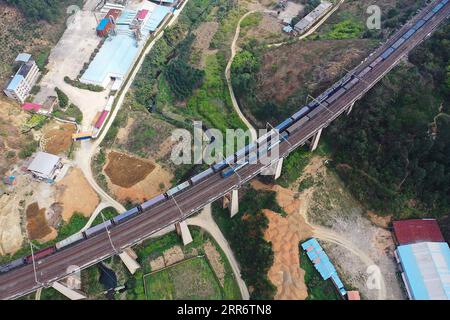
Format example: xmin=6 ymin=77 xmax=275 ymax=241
xmin=393 ymin=219 xmax=445 ymax=245
xmin=105 ymin=9 xmax=121 ymax=21
xmin=22 ymin=102 xmax=42 ymax=112
xmin=347 ymin=291 xmax=361 ymax=300
xmin=136 ymin=9 xmax=149 ymax=20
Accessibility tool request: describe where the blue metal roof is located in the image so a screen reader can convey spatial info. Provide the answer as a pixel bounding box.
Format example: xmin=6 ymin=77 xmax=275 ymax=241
xmin=97 ymin=18 xmax=109 ymax=31
xmin=143 ymin=6 xmax=171 ymax=32
xmin=397 ymin=242 xmax=450 ymax=300
xmin=6 ymin=75 xmax=24 ymax=91
xmin=15 ymin=53 xmax=31 ymax=63
xmin=301 ymin=238 xmax=347 ymax=295
xmin=80 ymin=34 xmax=139 ymax=86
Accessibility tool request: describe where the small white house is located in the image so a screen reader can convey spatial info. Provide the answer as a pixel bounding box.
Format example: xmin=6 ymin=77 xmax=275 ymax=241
xmin=27 ymin=152 xmax=62 ymax=181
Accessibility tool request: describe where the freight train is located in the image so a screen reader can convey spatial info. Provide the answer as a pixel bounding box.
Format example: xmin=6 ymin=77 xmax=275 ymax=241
xmin=1 ymin=0 xmax=447 ymax=275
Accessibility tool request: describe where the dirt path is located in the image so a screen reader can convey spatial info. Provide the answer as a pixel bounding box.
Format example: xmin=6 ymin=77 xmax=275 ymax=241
xmin=225 ymin=10 xmax=259 ymax=141
xmin=187 ymin=204 xmax=250 ymax=300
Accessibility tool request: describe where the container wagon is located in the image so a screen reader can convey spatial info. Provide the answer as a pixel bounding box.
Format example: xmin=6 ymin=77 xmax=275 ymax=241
xmin=112 ymin=207 xmax=140 ymax=225
xmin=291 ymin=106 xmax=310 ymax=121
xmin=166 ymin=181 xmax=190 ymax=197
xmin=84 ymin=220 xmax=112 ymax=238
xmin=141 ymin=194 xmax=166 ymax=210
xmin=25 ymin=246 xmax=56 ymax=264
xmin=189 ymin=168 xmax=214 ymax=185
xmin=0 ymin=258 xmax=26 ymax=273
xmin=55 ymin=233 xmax=85 ymax=250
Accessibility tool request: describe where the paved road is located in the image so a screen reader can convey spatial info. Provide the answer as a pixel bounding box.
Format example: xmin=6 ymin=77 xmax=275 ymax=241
xmin=1 ymin=0 xmax=448 ymax=300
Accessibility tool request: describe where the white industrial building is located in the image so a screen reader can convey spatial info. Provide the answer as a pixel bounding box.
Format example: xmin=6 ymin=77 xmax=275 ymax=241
xmin=3 ymin=53 xmax=40 ymax=104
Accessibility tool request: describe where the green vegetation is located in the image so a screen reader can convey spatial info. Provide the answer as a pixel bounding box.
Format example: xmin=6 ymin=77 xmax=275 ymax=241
xmin=55 ymin=87 xmax=68 ymax=109
xmin=4 ymin=0 xmax=81 ymax=22
xmin=213 ymin=186 xmax=281 ymax=299
xmin=327 ymin=24 xmax=450 ymax=217
xmin=165 ymin=59 xmax=205 ymax=101
xmin=240 ymin=12 xmax=262 ymax=29
xmin=187 ymin=53 xmax=245 ymax=132
xmin=300 ymin=250 xmax=340 ymax=300
xmin=91 ymin=207 xmax=119 ymax=227
xmin=64 ymin=76 xmax=104 ymax=92
xmin=277 ymin=147 xmax=311 ymax=188
xmin=145 ymin=257 xmax=222 ymax=300
xmin=123 ymin=228 xmax=241 ymax=300
xmin=298 ymin=176 xmax=315 ymax=192
xmin=18 ymin=140 xmax=39 ymax=159
xmin=52 ymin=102 xmax=83 ymax=124
xmin=323 ymin=19 xmax=364 ymax=40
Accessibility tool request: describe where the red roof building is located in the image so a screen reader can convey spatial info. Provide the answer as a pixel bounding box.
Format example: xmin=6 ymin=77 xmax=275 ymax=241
xmin=22 ymin=102 xmax=42 ymax=112
xmin=105 ymin=9 xmax=121 ymax=21
xmin=347 ymin=291 xmax=361 ymax=300
xmin=393 ymin=219 xmax=445 ymax=245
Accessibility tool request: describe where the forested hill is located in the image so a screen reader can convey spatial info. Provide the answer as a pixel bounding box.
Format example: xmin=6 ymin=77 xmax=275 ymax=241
xmin=327 ymin=23 xmax=450 ymax=218
xmin=3 ymin=0 xmax=80 ymax=22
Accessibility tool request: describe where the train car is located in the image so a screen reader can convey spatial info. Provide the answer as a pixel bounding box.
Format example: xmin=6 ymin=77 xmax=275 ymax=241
xmin=369 ymin=56 xmax=383 ymax=68
xmin=25 ymin=246 xmax=56 ymax=264
xmin=0 ymin=258 xmax=26 ymax=273
xmin=432 ymin=2 xmax=444 ymax=12
xmin=291 ymin=106 xmax=311 ymax=121
xmin=413 ymin=19 xmax=426 ymax=30
xmin=55 ymin=233 xmax=85 ymax=251
xmin=235 ymin=143 xmax=256 ymax=163
xmin=189 ymin=168 xmax=214 ymax=185
xmin=381 ymin=47 xmax=395 ymax=60
xmin=392 ymin=37 xmax=406 ymax=49
xmin=72 ymin=132 xmax=93 ymax=141
xmin=221 ymin=161 xmax=248 ymax=178
xmin=286 ymin=117 xmax=309 ymax=135
xmin=275 ymin=118 xmax=294 ymax=132
xmin=344 ymin=78 xmax=359 ymax=90
xmin=358 ymin=66 xmax=372 ymax=78
xmin=326 ymin=88 xmax=346 ymax=104
xmin=212 ymin=154 xmax=234 ymax=172
xmin=402 ymin=28 xmax=416 ymax=40
xmin=166 ymin=181 xmax=190 ymax=197
xmin=112 ymin=207 xmax=140 ymax=225
xmin=423 ymin=11 xmax=434 ymax=21
xmin=141 ymin=194 xmax=166 ymax=210
xmin=306 ymin=105 xmax=325 ymax=120
xmin=84 ymin=220 xmax=112 ymax=238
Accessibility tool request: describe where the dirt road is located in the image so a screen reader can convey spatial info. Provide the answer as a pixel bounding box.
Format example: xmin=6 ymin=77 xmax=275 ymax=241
xmin=225 ymin=10 xmax=259 ymax=142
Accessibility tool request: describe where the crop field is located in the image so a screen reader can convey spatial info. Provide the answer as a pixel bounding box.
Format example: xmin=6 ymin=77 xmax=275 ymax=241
xmin=144 ymin=257 xmax=222 ymax=300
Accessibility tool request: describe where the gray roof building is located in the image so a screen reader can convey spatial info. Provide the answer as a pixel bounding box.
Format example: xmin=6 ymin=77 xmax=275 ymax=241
xmin=27 ymin=152 xmax=62 ymax=181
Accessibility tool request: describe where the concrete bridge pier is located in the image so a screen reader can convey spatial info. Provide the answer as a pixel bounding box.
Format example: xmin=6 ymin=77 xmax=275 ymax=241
xmin=310 ymin=128 xmax=323 ymax=152
xmin=260 ymin=157 xmax=284 ymax=180
xmin=119 ymin=248 xmax=141 ymax=274
xmin=223 ymin=189 xmax=239 ymax=217
xmin=176 ymin=220 xmax=193 ymax=245
xmin=51 ymin=281 xmax=87 ymax=300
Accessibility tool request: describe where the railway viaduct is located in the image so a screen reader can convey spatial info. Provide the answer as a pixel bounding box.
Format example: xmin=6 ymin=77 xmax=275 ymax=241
xmin=0 ymin=0 xmax=449 ymax=300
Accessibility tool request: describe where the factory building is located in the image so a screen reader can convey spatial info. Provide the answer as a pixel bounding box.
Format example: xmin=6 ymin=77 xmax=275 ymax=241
xmin=3 ymin=53 xmax=40 ymax=104
xmin=393 ymin=219 xmax=450 ymax=300
xmin=294 ymin=1 xmax=333 ymax=34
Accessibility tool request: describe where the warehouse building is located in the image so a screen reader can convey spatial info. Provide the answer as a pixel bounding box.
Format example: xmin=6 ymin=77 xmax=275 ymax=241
xmin=393 ymin=219 xmax=450 ymax=300
xmin=395 ymin=242 xmax=450 ymax=300
xmin=294 ymin=1 xmax=332 ymax=34
xmin=27 ymin=152 xmax=62 ymax=182
xmin=3 ymin=53 xmax=40 ymax=104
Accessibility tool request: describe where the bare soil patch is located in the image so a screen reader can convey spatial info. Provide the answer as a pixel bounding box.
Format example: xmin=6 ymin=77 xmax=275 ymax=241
xmin=252 ymin=181 xmax=313 ymax=300
xmin=26 ymin=202 xmax=55 ymax=241
xmin=0 ymin=98 xmax=33 ymax=175
xmin=104 ymin=151 xmax=173 ymax=204
xmin=257 ymin=39 xmax=372 ymax=103
xmin=41 ymin=123 xmax=77 ymax=155
xmin=204 ymin=240 xmax=225 ymax=287
xmin=104 ymin=151 xmax=156 ymax=188
xmin=55 ymin=167 xmax=99 ymax=222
